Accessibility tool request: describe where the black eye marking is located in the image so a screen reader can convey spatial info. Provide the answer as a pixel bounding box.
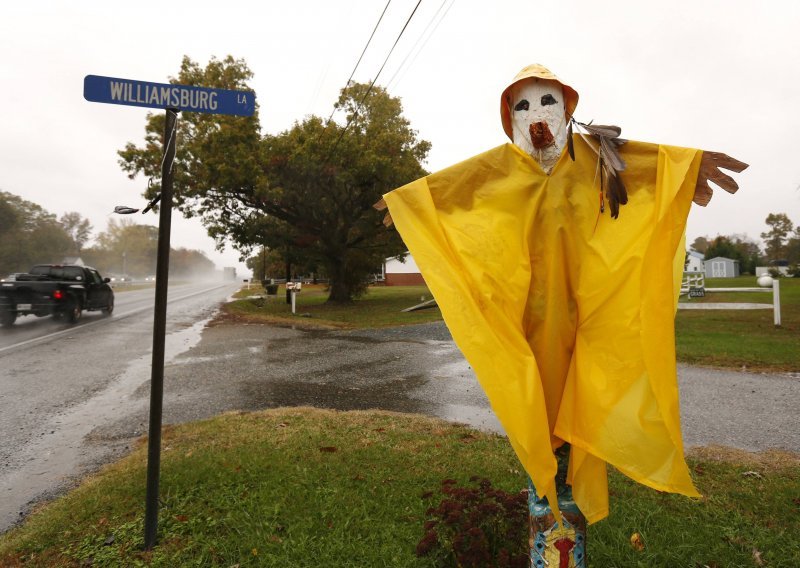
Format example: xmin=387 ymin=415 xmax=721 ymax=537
xmin=541 ymin=94 xmax=557 ymax=106
xmin=514 ymin=99 xmax=529 ymax=112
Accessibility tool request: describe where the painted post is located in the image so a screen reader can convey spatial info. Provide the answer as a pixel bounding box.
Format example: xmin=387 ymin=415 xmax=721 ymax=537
xmin=773 ymin=279 xmax=781 ymax=327
xmin=144 ymin=107 xmax=178 ymax=549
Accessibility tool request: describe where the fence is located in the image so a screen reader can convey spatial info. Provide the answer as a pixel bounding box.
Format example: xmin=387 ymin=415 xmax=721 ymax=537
xmin=678 ymin=272 xmax=782 ymax=327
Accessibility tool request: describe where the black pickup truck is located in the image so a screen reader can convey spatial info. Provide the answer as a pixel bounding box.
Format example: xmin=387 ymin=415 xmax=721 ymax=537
xmin=0 ymin=264 xmax=115 ymax=327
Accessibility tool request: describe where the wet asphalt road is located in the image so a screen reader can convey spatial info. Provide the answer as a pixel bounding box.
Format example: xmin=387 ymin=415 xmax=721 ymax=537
xmin=0 ymin=282 xmax=238 ymax=532
xmin=1 ymin=303 xmax=798 ymax=532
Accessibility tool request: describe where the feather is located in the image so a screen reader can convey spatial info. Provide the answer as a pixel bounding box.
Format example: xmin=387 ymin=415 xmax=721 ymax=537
xmin=567 ymin=120 xmax=575 ymax=161
xmin=581 ymin=123 xmax=622 ymax=138
xmin=605 ymin=168 xmax=628 ymax=219
xmin=599 ymin=136 xmax=626 ymax=172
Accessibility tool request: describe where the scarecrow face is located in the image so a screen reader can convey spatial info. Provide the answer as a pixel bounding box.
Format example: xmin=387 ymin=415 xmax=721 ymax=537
xmin=509 ymin=78 xmax=567 ymax=161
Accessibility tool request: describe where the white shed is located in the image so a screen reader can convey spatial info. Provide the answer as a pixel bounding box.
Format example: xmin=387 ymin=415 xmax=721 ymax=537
xmin=704 ymin=256 xmax=740 ymax=278
xmin=685 ymin=250 xmax=704 ymax=273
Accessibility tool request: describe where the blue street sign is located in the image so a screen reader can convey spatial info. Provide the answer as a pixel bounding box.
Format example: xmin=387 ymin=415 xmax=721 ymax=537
xmin=83 ymin=74 xmax=255 ymax=117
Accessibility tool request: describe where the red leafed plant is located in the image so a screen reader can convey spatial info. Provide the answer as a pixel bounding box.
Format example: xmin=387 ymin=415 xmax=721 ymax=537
xmin=416 ymin=476 xmax=529 ymax=567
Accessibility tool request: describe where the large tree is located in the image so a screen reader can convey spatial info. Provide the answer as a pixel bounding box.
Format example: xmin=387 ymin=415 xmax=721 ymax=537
xmin=787 ymin=226 xmax=800 ymax=266
xmin=59 ymin=211 xmax=93 ymax=255
xmin=0 ymin=191 xmax=73 ymax=274
xmin=118 ymin=56 xmax=429 ymax=302
xmin=84 ymin=218 xmax=159 ymax=276
xmin=760 ymin=213 xmax=794 ymax=261
xmin=689 ymin=236 xmax=709 ymax=254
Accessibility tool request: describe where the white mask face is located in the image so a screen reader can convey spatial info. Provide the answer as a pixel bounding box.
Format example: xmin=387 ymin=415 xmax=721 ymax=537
xmin=509 ymin=78 xmax=567 ymax=171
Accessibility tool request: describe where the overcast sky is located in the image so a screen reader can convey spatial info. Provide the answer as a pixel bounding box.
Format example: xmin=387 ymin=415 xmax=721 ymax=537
xmin=2 ymin=1 xmax=798 ymax=276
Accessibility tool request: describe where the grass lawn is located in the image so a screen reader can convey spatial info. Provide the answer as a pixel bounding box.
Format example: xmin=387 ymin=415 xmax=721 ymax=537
xmin=224 ymin=284 xmax=442 ymax=329
xmin=228 ymin=279 xmax=799 ymax=372
xmin=676 ymin=276 xmax=799 ymax=372
xmin=0 ymin=408 xmax=797 ymax=567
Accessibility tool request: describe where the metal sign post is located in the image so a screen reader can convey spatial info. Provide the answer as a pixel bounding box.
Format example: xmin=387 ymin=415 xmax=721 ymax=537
xmin=143 ymin=107 xmax=178 ymax=549
xmin=84 ymin=74 xmax=255 ymax=550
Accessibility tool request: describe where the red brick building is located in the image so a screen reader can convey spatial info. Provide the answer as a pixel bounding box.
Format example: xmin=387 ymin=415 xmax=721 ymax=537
xmin=384 ymin=252 xmax=425 ymax=286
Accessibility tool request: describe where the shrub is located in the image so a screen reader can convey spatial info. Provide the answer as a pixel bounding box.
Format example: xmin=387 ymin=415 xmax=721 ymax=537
xmin=416 ymin=477 xmax=529 ymax=567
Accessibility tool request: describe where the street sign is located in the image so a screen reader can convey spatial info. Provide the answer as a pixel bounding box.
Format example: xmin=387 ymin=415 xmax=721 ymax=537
xmin=83 ymin=74 xmax=255 ymax=116
xmin=84 ymin=71 xmax=256 ymax=549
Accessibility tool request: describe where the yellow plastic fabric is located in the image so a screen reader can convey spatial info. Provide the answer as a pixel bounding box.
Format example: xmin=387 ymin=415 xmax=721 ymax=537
xmin=383 ymin=138 xmax=703 ymax=523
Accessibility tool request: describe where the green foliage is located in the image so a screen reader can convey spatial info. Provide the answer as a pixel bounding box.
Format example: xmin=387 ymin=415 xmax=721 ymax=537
xmin=761 ymin=213 xmax=795 ymax=262
xmin=0 ymin=191 xmax=73 ymax=274
xmin=703 ymin=234 xmax=762 ymax=274
xmin=82 ymin=218 xmax=159 ymax=277
xmin=689 ymin=235 xmax=709 ymax=254
xmin=786 ymin=226 xmax=800 ymax=266
xmin=170 ymin=247 xmax=215 ymax=279
xmin=224 ymin=284 xmax=442 ymax=328
xmin=80 ymin=218 xmax=214 ymax=278
xmin=59 ymin=211 xmax=93 ymax=255
xmin=118 ymin=56 xmax=430 ymax=303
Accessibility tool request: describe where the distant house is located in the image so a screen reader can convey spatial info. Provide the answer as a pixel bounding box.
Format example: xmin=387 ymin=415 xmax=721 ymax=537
xmin=685 ymin=250 xmax=704 ymax=273
xmin=704 ymin=256 xmax=739 ymax=278
xmin=384 ymin=252 xmax=425 ymax=286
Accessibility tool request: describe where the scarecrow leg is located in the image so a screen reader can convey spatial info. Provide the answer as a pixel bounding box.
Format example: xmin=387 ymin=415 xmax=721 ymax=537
xmin=528 ymin=444 xmax=587 ymax=567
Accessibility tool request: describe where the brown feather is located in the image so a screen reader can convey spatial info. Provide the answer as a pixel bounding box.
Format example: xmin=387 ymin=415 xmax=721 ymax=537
xmin=567 ymin=120 xmax=575 ymax=161
xmin=582 ymin=123 xmax=622 ymax=138
xmin=599 ymin=136 xmax=626 ymax=172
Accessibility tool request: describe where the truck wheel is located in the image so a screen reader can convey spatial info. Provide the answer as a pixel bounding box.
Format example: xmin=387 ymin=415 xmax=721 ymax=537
xmin=103 ymin=296 xmax=114 ymax=316
xmin=66 ymin=302 xmax=82 ymax=324
xmin=0 ymin=311 xmax=15 ymax=328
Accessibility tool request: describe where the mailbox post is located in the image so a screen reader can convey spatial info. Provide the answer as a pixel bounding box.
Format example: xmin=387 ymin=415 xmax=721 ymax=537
xmin=286 ymin=282 xmax=302 ymax=314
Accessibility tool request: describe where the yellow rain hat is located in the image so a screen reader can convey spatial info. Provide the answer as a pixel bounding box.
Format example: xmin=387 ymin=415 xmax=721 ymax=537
xmin=500 ymin=64 xmax=579 ymax=140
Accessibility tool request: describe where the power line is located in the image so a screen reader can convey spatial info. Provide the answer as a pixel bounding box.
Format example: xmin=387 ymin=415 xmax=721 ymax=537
xmin=387 ymin=0 xmax=455 ymax=91
xmin=323 ymin=0 xmax=393 ymax=127
xmin=324 ymin=0 xmax=424 ymax=163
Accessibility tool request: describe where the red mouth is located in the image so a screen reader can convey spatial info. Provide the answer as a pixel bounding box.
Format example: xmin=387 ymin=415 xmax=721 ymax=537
xmin=529 ymin=121 xmax=555 ymax=149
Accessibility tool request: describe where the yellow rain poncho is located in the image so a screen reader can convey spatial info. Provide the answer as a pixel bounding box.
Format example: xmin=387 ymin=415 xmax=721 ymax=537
xmin=383 ymin=136 xmax=702 ymax=523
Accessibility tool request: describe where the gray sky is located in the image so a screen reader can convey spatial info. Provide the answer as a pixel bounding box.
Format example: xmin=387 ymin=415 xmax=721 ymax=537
xmin=2 ymin=1 xmax=798 ymax=276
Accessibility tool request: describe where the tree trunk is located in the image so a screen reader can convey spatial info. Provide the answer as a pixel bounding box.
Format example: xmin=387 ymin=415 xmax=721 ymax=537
xmin=326 ymin=255 xmax=353 ymax=304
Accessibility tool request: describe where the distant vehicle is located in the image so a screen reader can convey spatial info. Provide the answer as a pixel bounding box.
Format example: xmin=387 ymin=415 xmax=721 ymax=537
xmin=0 ymin=264 xmax=115 ymax=327
xmin=144 ymin=275 xmax=156 ymax=282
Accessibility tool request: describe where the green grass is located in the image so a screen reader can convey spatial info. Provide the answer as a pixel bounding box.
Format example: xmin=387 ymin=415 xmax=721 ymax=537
xmin=676 ymin=277 xmax=800 ymax=372
xmin=229 ymin=278 xmax=799 ymax=372
xmin=0 ymin=409 xmax=797 ymax=567
xmin=224 ymin=284 xmax=442 ymax=329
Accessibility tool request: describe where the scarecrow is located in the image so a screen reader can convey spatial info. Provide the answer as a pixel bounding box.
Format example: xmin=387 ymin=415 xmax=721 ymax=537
xmin=376 ymin=64 xmax=747 ymax=566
